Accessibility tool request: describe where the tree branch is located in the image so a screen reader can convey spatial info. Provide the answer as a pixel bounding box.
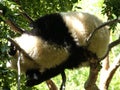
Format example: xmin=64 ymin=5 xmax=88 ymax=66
xmin=109 ymin=36 xmax=120 ymax=50
xmin=11 ymin=2 xmax=58 ymax=89
xmin=1 ymin=4 xmax=58 ymax=89
xmin=99 ymin=54 xmax=120 ymax=90
xmin=87 ymin=19 xmax=120 ymax=45
xmin=84 ymin=58 xmax=100 ymax=90
xmin=105 ymin=54 xmax=120 ymax=89
xmin=20 ymin=12 xmax=34 ymax=23
xmin=99 ymin=35 xmax=120 ymax=61
xmin=99 ymin=33 xmax=120 ymax=90
xmin=46 ymin=80 xmax=58 ymax=90
xmin=5 ymin=19 xmax=25 ymax=34
xmin=0 ymin=9 xmax=25 ymax=34
xmin=1 ymin=6 xmax=58 ymax=89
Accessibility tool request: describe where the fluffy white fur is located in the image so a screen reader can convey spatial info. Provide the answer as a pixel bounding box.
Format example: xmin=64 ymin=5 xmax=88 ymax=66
xmin=8 ymin=34 xmax=69 ymax=72
xmin=7 ymin=12 xmax=109 ymax=73
xmin=61 ymin=12 xmax=109 ymax=58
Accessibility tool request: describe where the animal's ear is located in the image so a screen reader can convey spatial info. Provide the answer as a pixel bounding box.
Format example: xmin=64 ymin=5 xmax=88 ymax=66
xmin=8 ymin=42 xmax=17 ymax=56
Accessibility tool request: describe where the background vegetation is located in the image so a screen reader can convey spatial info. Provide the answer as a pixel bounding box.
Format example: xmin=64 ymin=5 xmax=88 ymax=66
xmin=0 ymin=0 xmax=120 ymax=90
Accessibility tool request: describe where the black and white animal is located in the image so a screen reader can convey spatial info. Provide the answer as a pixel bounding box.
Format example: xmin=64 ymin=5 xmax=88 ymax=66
xmin=7 ymin=12 xmax=109 ymax=88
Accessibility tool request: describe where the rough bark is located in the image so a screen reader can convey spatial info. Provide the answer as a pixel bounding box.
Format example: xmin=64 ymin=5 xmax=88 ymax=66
xmin=84 ymin=58 xmax=100 ymax=90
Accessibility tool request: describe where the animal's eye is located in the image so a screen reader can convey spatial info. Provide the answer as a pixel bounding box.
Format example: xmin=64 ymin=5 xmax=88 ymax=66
xmin=8 ymin=42 xmax=17 ymax=56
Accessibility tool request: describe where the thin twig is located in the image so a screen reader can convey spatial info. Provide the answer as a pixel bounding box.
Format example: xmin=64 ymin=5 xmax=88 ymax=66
xmin=87 ymin=19 xmax=120 ymax=45
xmin=17 ymin=51 xmax=21 ymax=90
xmin=20 ymin=12 xmax=33 ymax=23
xmin=99 ymin=36 xmax=120 ymax=60
xmin=109 ymin=36 xmax=120 ymax=50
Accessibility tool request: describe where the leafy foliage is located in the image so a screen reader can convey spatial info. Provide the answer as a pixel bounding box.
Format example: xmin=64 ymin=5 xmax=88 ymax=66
xmin=102 ymin=0 xmax=120 ymax=31
xmin=102 ymin=0 xmax=120 ymax=19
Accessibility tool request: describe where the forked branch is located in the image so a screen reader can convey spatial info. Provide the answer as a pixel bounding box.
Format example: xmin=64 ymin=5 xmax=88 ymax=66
xmin=86 ymin=18 xmax=120 ymax=90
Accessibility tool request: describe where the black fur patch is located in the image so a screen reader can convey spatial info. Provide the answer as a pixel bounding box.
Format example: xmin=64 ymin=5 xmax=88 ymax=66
xmin=26 ymin=67 xmax=64 ymax=87
xmin=25 ymin=13 xmax=98 ymax=87
xmin=30 ymin=13 xmax=76 ymax=47
xmin=26 ymin=69 xmax=41 ymax=86
xmin=26 ymin=46 xmax=97 ymax=87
